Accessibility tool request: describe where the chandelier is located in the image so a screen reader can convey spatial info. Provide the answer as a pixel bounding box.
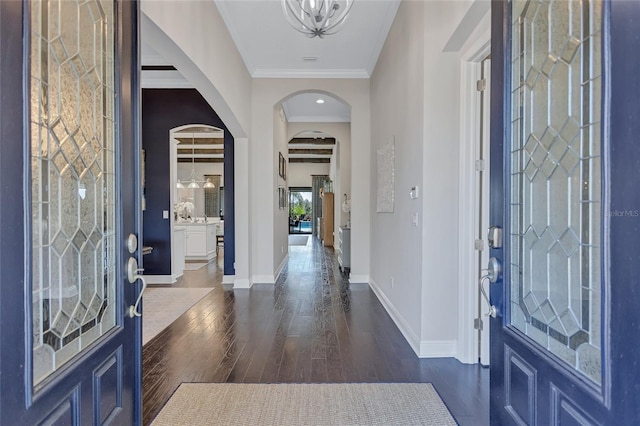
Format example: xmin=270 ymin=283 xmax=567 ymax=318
xmin=282 ymin=0 xmax=354 ymax=38
xmin=176 ymin=133 xmax=215 ymax=189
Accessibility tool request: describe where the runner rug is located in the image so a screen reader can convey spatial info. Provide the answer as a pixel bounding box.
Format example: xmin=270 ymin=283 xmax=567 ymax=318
xmin=143 ymin=287 xmax=214 ymax=345
xmin=151 ymin=383 xmax=456 ymax=425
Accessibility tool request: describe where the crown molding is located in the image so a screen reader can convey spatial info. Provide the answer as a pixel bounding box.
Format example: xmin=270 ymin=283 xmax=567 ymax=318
xmin=252 ymin=68 xmax=370 ymax=79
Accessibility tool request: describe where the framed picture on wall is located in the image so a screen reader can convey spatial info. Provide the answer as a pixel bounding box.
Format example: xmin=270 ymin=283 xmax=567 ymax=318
xmin=278 ymin=152 xmax=284 ymax=178
xmin=278 ymin=187 xmax=285 ymax=209
xmin=282 ymin=157 xmax=286 ymax=181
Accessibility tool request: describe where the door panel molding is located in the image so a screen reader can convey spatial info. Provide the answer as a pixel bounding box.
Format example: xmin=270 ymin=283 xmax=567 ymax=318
xmin=0 ymin=0 xmax=141 ymax=423
xmin=550 ymin=384 xmax=598 ymax=426
xmin=504 ymin=345 xmax=536 ymax=426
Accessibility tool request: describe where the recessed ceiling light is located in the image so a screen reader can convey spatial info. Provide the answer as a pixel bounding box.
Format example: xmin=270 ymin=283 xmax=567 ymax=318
xmin=316 ymin=99 xmax=325 ymax=104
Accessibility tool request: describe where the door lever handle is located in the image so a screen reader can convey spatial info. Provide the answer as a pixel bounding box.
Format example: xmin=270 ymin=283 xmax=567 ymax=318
xmin=479 ymin=257 xmax=501 ymax=318
xmin=479 ymin=275 xmax=497 ymax=318
xmin=127 ymin=257 xmax=147 ymax=318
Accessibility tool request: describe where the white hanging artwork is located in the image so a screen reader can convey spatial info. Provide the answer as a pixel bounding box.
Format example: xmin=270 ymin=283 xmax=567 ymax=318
xmin=376 ymin=140 xmax=395 ymax=213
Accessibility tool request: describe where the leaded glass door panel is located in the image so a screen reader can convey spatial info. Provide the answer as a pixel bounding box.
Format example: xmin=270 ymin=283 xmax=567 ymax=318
xmin=489 ymin=0 xmax=640 ymax=424
xmin=0 ymin=1 xmax=141 ymax=424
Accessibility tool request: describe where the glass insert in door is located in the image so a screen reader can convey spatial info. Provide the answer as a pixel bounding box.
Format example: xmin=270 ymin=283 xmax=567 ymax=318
xmin=509 ymin=0 xmax=602 ymax=384
xmin=30 ymin=0 xmax=117 ymax=387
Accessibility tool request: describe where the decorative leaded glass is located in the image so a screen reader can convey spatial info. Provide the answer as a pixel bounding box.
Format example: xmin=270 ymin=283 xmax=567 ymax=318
xmin=30 ymin=0 xmax=117 ymax=387
xmin=509 ymin=0 xmax=602 ymax=384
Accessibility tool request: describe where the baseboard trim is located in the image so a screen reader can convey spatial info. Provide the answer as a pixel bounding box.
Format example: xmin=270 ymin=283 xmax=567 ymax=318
xmin=143 ymin=275 xmax=176 ymax=285
xmin=234 ymin=278 xmax=252 ymax=289
xmin=369 ymin=279 xmax=421 ymax=356
xmin=369 ymin=279 xmax=458 ymax=359
xmin=275 ymin=254 xmax=288 ymax=283
xmin=348 ymin=275 xmax=370 ymax=284
xmin=251 ymin=275 xmax=275 ymax=284
xmin=419 ymin=340 xmax=458 ymax=358
xmin=222 ymin=274 xmax=235 ymax=285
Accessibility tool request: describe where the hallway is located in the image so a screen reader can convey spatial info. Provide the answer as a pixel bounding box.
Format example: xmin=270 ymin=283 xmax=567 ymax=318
xmin=142 ymin=239 xmax=488 ymax=425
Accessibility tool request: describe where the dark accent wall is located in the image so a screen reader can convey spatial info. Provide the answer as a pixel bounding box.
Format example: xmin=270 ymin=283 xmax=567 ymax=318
xmin=142 ymin=89 xmax=235 ymax=276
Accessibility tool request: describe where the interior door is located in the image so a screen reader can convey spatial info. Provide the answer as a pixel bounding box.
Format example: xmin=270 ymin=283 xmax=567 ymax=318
xmin=489 ymin=0 xmax=640 ymax=424
xmin=0 ymin=0 xmax=142 ymax=424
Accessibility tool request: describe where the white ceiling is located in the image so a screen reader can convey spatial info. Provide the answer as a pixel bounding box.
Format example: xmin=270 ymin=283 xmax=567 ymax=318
xmin=282 ymin=93 xmax=351 ymax=122
xmin=215 ymin=0 xmax=400 ymax=78
xmin=142 ymin=0 xmax=400 ymax=121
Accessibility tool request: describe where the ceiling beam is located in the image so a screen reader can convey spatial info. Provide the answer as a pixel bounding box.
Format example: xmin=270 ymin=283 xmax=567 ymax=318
xmin=178 ymin=158 xmax=224 ymax=163
xmin=288 ymin=148 xmax=333 ymax=155
xmin=178 ymin=148 xmax=224 ymax=155
xmin=289 ymin=158 xmax=331 ymax=164
xmin=288 ymin=137 xmax=336 ymax=145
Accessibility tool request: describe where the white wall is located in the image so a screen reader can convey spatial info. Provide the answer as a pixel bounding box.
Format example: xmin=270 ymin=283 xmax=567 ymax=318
xmin=288 ymin=163 xmax=331 ymax=188
xmin=369 ymin=0 xmax=477 ymax=357
xmin=141 ymin=0 xmax=253 ymax=286
xmin=252 ymin=81 xmax=369 ymax=285
xmin=273 ymin=106 xmax=289 ymax=278
xmin=370 ymin=0 xmax=426 ymax=354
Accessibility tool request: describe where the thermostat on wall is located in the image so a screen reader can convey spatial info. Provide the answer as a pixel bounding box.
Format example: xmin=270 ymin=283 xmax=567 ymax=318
xmin=410 ymin=186 xmax=419 ymax=199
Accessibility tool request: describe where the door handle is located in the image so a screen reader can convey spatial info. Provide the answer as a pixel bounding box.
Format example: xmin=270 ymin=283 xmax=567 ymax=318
xmin=127 ymin=256 xmax=147 ymax=318
xmin=479 ymin=257 xmax=500 ymax=318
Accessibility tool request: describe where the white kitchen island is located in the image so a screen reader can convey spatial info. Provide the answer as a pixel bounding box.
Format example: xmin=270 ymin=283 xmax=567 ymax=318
xmin=181 ymin=220 xmax=223 ymax=262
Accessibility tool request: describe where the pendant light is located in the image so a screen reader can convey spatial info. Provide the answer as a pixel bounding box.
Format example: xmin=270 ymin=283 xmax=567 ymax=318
xmin=203 ymin=178 xmax=215 ymax=189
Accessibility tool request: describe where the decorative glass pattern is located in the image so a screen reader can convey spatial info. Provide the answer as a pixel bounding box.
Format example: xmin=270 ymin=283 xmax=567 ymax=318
xmin=30 ymin=0 xmax=116 ymax=386
xmin=509 ymin=0 xmax=602 ymax=384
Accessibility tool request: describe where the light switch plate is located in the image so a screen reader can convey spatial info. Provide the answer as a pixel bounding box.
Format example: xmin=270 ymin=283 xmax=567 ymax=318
xmin=163 ymin=210 xmax=169 ymax=219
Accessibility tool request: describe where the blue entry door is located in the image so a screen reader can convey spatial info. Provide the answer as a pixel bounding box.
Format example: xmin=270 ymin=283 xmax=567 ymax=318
xmin=0 ymin=0 xmax=142 ymax=424
xmin=489 ymin=0 xmax=640 ymax=424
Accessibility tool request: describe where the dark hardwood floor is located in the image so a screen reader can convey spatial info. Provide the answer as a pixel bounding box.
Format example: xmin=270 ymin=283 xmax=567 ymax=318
xmin=142 ymin=237 xmax=489 ymax=425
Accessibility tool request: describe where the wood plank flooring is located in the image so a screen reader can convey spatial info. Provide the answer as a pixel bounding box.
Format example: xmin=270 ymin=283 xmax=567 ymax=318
xmin=142 ymin=238 xmax=489 ymax=425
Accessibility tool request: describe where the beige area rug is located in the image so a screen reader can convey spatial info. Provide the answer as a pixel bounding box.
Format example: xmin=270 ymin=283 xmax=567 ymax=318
xmin=183 ymin=262 xmax=208 ymax=271
xmin=289 ymin=235 xmax=310 ymax=246
xmin=151 ymin=383 xmax=457 ymax=425
xmin=143 ymin=287 xmax=214 ymax=345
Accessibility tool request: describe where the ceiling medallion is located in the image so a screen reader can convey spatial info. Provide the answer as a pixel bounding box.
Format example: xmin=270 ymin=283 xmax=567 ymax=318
xmin=282 ymin=0 xmax=353 ymax=38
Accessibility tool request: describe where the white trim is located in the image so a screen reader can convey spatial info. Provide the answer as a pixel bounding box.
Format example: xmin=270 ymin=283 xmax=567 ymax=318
xmin=456 ymin=14 xmax=492 ymax=365
xmin=234 ymin=278 xmax=252 ymax=289
xmin=213 ymin=1 xmax=257 ymax=76
xmin=365 ymin=0 xmax=401 ymax=75
xmin=348 ymin=275 xmax=369 ymax=284
xmin=222 ymin=274 xmax=235 ymax=285
xmin=369 ymin=279 xmax=421 ymax=356
xmin=252 ymin=275 xmax=276 ymax=284
xmin=287 ymin=115 xmax=351 ymax=123
xmin=141 ymin=78 xmax=194 ymax=89
xmin=275 ymin=253 xmax=288 ymax=282
xmin=369 ymin=279 xmax=457 ymax=358
xmin=143 ymin=275 xmax=177 ymax=285
xmin=456 ymin=59 xmax=482 ymax=365
xmin=419 ymin=340 xmax=458 ymax=358
xmin=252 ymin=69 xmax=370 ymax=79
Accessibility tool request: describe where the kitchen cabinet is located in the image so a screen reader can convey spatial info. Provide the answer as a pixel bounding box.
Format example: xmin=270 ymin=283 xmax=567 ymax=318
xmin=337 ymin=226 xmax=350 ymax=271
xmin=321 ymin=192 xmax=334 ymax=247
